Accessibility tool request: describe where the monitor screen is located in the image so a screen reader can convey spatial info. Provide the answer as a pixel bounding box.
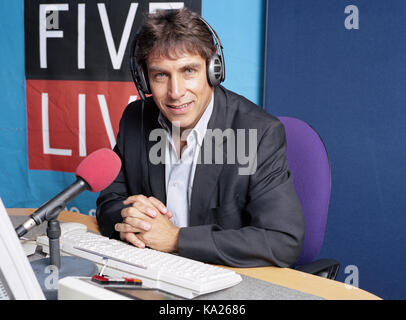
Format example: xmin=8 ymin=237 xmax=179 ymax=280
xmin=0 ymin=198 xmax=45 ymax=300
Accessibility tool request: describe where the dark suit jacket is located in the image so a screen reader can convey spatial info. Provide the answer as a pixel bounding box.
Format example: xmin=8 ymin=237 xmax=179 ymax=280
xmin=96 ymin=86 xmax=305 ymax=268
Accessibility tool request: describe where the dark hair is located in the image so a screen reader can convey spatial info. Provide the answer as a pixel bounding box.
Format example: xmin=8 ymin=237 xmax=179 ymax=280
xmin=135 ymin=8 xmax=216 ymax=66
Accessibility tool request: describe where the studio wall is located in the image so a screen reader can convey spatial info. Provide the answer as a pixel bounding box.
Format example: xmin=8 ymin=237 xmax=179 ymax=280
xmin=264 ymin=0 xmax=406 ymax=299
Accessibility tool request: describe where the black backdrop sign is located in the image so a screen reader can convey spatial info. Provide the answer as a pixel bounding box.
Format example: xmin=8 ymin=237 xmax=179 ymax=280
xmin=25 ymin=0 xmax=202 ymax=81
xmin=25 ymin=0 xmax=201 ymax=171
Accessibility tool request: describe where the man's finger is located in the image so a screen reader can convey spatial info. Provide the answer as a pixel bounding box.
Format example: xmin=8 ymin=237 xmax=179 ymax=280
xmin=123 ymin=216 xmax=151 ymax=231
xmin=115 ymin=222 xmax=150 ymax=233
xmin=121 ymin=205 xmax=155 ymax=221
xmin=148 ymin=196 xmax=172 ymax=218
xmin=121 ymin=232 xmax=145 ymax=249
xmin=123 ymin=195 xmax=159 ymax=218
xmin=122 ymin=194 xmax=148 ymax=206
xmin=148 ymin=196 xmax=168 ymax=214
xmin=123 ymin=194 xmax=169 ymax=217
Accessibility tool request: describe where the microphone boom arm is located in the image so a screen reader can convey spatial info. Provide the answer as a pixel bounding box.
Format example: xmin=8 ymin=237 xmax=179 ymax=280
xmin=15 ymin=178 xmax=90 ymax=238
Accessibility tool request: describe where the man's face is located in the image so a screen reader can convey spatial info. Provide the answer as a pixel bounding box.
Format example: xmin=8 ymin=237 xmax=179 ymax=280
xmin=146 ymin=50 xmax=214 ymax=132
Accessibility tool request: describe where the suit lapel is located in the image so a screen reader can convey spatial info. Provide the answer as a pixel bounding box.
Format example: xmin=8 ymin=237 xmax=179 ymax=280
xmin=143 ymin=101 xmax=167 ymax=205
xmin=190 ymin=87 xmax=230 ymax=225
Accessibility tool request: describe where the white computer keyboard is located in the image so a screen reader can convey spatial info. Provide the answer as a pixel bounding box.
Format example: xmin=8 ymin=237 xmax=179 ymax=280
xmin=36 ymin=223 xmax=242 ymax=299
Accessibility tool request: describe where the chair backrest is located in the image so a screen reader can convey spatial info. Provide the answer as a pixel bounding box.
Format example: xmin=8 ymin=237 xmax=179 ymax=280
xmin=278 ymin=117 xmax=331 ymax=266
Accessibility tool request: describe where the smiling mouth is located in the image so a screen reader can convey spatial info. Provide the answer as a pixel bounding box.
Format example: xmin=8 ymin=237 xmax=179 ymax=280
xmin=167 ymin=102 xmax=192 ymax=110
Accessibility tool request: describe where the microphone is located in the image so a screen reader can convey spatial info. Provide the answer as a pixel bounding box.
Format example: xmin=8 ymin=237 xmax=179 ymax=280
xmin=15 ymin=148 xmax=121 ymax=238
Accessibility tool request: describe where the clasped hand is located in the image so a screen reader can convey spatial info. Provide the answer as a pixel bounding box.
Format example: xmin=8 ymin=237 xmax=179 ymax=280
xmin=115 ymin=195 xmax=180 ymax=253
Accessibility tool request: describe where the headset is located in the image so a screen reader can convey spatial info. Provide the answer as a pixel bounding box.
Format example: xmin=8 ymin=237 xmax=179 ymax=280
xmin=129 ymin=13 xmax=225 ymax=101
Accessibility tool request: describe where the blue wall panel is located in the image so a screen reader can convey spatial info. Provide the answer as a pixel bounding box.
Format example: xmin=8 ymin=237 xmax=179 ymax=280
xmin=0 ymin=1 xmax=99 ymax=214
xmin=264 ymin=0 xmax=406 ymax=299
xmin=203 ymin=0 xmax=265 ymax=105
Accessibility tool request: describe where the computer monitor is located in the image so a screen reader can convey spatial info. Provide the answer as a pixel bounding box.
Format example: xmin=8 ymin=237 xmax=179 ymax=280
xmin=0 ymin=198 xmax=45 ymax=300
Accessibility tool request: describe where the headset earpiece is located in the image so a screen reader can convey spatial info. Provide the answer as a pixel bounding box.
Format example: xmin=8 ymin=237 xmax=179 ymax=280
xmin=199 ymin=17 xmax=225 ymax=87
xmin=129 ymin=32 xmax=151 ymax=101
xmin=207 ymin=53 xmax=223 ymax=87
xmin=135 ymin=63 xmax=151 ymax=95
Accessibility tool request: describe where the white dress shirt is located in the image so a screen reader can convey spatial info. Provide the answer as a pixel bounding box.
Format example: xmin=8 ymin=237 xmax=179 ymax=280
xmin=158 ymin=94 xmax=214 ymax=228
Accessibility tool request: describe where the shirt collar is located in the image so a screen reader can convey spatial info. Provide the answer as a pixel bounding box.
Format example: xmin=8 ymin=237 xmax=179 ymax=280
xmin=158 ymin=92 xmax=214 ymax=146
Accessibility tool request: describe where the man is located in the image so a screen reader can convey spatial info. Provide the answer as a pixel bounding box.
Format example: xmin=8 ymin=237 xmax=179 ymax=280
xmin=96 ymin=8 xmax=305 ymax=268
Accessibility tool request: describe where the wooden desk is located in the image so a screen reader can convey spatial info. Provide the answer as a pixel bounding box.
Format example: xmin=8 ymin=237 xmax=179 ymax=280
xmin=9 ymin=208 xmax=381 ymax=300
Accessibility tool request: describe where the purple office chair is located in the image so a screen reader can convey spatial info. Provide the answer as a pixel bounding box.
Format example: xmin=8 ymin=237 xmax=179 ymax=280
xmin=278 ymin=116 xmax=339 ymax=279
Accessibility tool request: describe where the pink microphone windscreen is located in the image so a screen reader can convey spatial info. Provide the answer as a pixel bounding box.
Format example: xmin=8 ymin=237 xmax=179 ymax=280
xmin=75 ymin=148 xmax=122 ymax=192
